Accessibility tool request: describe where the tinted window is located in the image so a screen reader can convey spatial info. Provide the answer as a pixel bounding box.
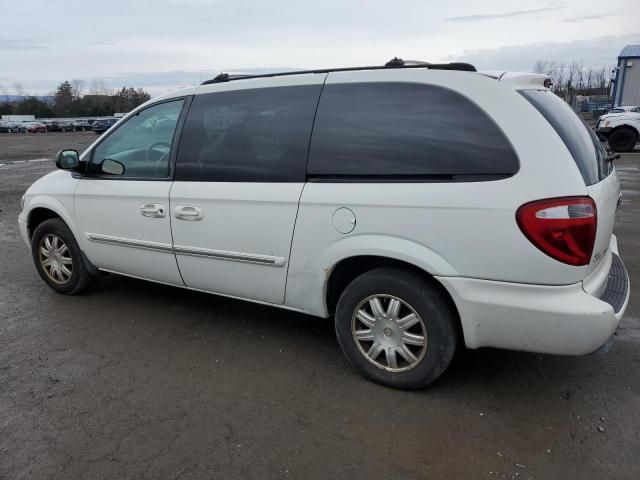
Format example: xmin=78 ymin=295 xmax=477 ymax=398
xmin=520 ymin=89 xmax=608 ymax=185
xmin=176 ymin=85 xmax=322 ymax=182
xmin=307 ymin=82 xmax=518 ymax=179
xmin=91 ymin=99 xmax=184 ymax=178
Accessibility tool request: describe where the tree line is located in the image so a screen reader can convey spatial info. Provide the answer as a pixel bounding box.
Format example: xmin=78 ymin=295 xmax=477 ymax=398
xmin=533 ymin=60 xmax=613 ymax=98
xmin=0 ymin=79 xmax=151 ymax=118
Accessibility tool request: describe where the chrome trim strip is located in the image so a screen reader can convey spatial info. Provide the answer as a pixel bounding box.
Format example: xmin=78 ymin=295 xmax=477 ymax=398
xmin=86 ymin=233 xmax=285 ymax=267
xmin=86 ymin=233 xmax=173 ymax=253
xmin=173 ymin=244 xmax=286 ymax=267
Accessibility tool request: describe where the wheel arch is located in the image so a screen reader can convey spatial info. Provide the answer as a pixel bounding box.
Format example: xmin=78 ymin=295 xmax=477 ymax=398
xmin=324 ymin=255 xmax=464 ymax=342
xmin=26 ymin=197 xmax=79 ymax=242
xmin=610 ymin=123 xmax=640 ymax=138
xmin=27 ymin=207 xmax=60 ymax=238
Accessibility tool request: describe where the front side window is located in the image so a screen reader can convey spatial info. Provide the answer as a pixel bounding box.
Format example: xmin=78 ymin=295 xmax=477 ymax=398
xmin=90 ymin=99 xmax=184 ymax=178
xmin=175 ymin=85 xmax=322 ymax=182
xmin=307 ymin=82 xmax=519 ymax=179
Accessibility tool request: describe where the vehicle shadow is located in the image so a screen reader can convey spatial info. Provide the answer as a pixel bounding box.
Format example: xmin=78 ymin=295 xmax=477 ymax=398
xmin=84 ymin=272 xmax=613 ymax=396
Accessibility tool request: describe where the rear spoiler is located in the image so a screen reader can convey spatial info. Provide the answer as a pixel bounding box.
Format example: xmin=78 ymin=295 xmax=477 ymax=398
xmin=479 ymin=71 xmax=552 ymax=88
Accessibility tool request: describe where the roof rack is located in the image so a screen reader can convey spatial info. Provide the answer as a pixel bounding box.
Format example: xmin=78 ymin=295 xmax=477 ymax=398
xmin=201 ymin=57 xmax=477 ymax=85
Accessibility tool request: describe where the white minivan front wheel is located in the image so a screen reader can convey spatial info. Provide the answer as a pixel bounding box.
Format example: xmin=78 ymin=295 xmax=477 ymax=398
xmin=31 ymin=218 xmax=94 ymax=295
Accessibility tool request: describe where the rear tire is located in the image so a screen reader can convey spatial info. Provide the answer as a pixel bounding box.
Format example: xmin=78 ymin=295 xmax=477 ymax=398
xmin=335 ymin=267 xmax=458 ymax=390
xmin=31 ymin=218 xmax=94 ymax=294
xmin=609 ymin=128 xmax=638 ymax=153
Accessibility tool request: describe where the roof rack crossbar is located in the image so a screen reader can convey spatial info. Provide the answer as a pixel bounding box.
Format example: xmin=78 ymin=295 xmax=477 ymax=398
xmin=201 ymin=58 xmax=477 ymax=85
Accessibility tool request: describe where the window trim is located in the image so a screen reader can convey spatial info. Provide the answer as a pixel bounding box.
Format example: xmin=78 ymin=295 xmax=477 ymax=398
xmin=306 ymin=173 xmax=513 ymax=183
xmin=83 ymin=95 xmax=193 ymax=181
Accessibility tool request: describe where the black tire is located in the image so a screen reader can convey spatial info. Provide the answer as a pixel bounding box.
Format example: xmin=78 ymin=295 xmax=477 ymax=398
xmin=335 ymin=267 xmax=458 ymax=390
xmin=608 ymin=128 xmax=638 ymax=153
xmin=31 ymin=218 xmax=94 ymax=294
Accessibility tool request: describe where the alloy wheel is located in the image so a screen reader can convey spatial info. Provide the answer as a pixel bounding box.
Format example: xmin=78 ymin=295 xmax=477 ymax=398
xmin=38 ymin=234 xmax=73 ymax=284
xmin=351 ymin=294 xmax=428 ymax=372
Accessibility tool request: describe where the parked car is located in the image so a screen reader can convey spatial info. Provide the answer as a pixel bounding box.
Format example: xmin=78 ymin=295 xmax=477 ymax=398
xmin=18 ymin=60 xmax=629 ymax=389
xmin=91 ymin=118 xmax=118 ymax=134
xmin=21 ymin=121 xmax=48 ymax=133
xmin=47 ymin=120 xmax=74 ymax=132
xmin=595 ymin=109 xmax=640 ymax=152
xmin=0 ymin=121 xmax=23 ymax=133
xmin=72 ymin=120 xmax=92 ymax=131
xmin=607 ymin=105 xmax=640 ymax=114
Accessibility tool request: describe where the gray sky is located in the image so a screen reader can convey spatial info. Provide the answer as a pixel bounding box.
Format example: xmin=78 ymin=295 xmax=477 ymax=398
xmin=2 ymin=0 xmax=639 ymax=96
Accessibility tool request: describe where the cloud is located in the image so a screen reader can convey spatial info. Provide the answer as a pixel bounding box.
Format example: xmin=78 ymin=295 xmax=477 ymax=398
xmin=450 ymin=34 xmax=640 ymax=71
xmin=564 ymin=13 xmax=614 ymax=23
xmin=0 ymin=38 xmax=49 ymax=50
xmin=445 ymin=3 xmax=564 ymax=23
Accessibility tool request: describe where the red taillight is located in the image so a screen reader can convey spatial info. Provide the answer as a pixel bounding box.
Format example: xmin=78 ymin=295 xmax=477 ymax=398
xmin=516 ymin=197 xmax=597 ymax=266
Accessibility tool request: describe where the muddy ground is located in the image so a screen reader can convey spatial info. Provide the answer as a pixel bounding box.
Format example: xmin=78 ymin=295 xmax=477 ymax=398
xmin=0 ymin=133 xmax=639 ymax=479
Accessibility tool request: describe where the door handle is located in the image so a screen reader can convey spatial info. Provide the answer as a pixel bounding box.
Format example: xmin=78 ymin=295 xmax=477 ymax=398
xmin=175 ymin=205 xmax=204 ymax=221
xmin=140 ymin=203 xmax=166 ymax=218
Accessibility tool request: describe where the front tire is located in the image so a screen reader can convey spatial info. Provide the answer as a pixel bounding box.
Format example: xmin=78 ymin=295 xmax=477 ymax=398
xmin=335 ymin=267 xmax=458 ymax=390
xmin=609 ymin=128 xmax=638 ymax=152
xmin=31 ymin=218 xmax=94 ymax=294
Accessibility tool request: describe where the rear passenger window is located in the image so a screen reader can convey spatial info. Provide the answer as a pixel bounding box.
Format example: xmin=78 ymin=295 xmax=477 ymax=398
xmin=307 ymin=82 xmax=518 ymax=179
xmin=175 ymin=85 xmax=322 ymax=182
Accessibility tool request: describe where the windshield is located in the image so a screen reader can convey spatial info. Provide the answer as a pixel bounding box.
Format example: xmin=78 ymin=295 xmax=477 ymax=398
xmin=519 ymin=89 xmax=610 ymax=185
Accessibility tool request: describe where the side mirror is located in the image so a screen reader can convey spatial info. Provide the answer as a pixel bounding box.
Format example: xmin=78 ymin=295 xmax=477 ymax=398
xmin=55 ymin=149 xmax=80 ymax=170
xmin=102 ymin=158 xmax=125 ymax=175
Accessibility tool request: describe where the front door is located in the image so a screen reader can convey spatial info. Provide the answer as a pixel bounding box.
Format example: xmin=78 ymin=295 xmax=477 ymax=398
xmin=170 ymin=79 xmax=324 ymax=303
xmin=75 ymin=98 xmax=186 ymax=285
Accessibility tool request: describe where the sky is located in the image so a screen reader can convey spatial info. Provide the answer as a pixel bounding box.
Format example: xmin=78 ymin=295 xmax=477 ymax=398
xmin=1 ymin=0 xmax=639 ymax=97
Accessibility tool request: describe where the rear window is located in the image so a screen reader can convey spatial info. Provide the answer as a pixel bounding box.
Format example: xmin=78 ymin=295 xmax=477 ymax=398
xmin=519 ymin=89 xmax=609 ymax=185
xmin=307 ymin=82 xmax=519 ymax=180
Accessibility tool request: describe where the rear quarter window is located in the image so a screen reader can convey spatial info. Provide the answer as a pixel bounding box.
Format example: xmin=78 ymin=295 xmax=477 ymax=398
xmin=519 ymin=89 xmax=609 ymax=185
xmin=307 ymin=82 xmax=519 ymax=180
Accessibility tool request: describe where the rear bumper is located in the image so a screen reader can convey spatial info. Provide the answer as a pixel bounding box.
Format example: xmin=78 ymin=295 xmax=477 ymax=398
xmin=437 ymin=241 xmax=629 ymax=355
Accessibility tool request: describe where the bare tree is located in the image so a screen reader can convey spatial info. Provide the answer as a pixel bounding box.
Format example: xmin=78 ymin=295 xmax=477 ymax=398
xmin=71 ymin=79 xmax=85 ymax=100
xmin=89 ymin=78 xmax=111 ymax=96
xmin=533 ymin=60 xmax=549 ymax=74
xmin=595 ymin=66 xmax=607 ymax=90
xmin=554 ymin=63 xmax=566 ymax=94
xmin=13 ymin=81 xmax=25 ymax=97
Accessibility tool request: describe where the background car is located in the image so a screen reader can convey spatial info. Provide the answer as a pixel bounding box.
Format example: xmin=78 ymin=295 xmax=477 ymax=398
xmin=47 ymin=120 xmax=74 ymax=132
xmin=92 ymin=118 xmax=118 ymax=134
xmin=596 ymin=109 xmax=640 ymax=151
xmin=0 ymin=121 xmax=23 ymax=133
xmin=607 ymin=105 xmax=640 ymax=114
xmin=21 ymin=121 xmax=48 ymax=133
xmin=72 ymin=120 xmax=92 ymax=131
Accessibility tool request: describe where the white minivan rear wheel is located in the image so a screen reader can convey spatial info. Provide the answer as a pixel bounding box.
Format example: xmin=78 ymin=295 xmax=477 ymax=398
xmin=335 ymin=267 xmax=458 ymax=390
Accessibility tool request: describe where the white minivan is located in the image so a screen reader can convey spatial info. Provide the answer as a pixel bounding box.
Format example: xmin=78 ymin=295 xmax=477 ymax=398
xmin=19 ymin=60 xmax=630 ymax=389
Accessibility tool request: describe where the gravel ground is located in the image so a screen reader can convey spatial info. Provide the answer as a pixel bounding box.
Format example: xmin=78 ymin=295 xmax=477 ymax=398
xmin=0 ymin=131 xmax=97 ymax=162
xmin=0 ymin=134 xmax=639 ymax=479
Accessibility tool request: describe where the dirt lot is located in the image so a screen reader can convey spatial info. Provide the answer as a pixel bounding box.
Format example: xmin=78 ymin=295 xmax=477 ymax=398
xmin=0 ymin=131 xmax=97 ymax=163
xmin=1 ymin=133 xmax=639 ymax=479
